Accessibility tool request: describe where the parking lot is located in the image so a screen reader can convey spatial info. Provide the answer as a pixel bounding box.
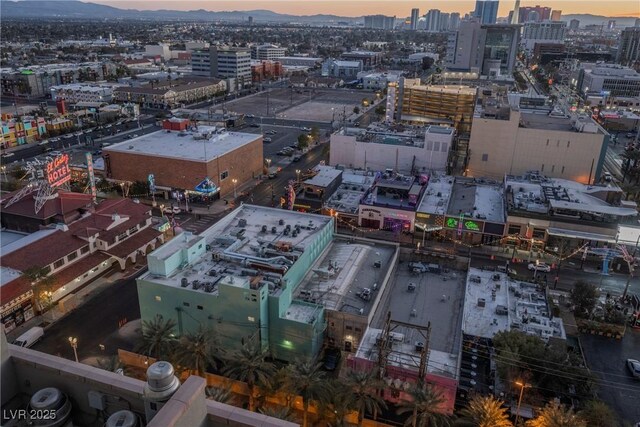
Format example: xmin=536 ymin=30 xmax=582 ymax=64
xmin=221 ymin=87 xmax=379 ymax=123
xmin=580 ymin=328 xmax=640 ymax=424
xmin=241 ymin=123 xmax=310 ymax=158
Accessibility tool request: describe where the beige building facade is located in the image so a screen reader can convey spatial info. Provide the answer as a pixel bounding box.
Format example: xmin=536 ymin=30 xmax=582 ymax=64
xmin=467 ymin=110 xmax=608 ymax=184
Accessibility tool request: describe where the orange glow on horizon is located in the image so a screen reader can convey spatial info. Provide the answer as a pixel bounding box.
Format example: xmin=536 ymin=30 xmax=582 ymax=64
xmin=90 ymin=1 xmax=640 ymax=18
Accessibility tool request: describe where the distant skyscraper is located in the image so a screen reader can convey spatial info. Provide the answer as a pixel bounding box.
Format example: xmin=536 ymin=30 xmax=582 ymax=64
xmin=474 ymin=0 xmax=499 ymax=24
xmin=550 ymin=10 xmax=562 ymax=21
xmin=519 ymin=5 xmax=551 ymax=22
xmin=364 ymin=15 xmax=396 ymax=30
xmin=425 ymin=9 xmax=442 ymax=32
xmin=450 ymin=13 xmax=461 ymax=30
xmin=410 ymin=8 xmax=420 ymax=30
xmin=440 ymin=13 xmax=451 ymax=31
xmin=510 ymin=0 xmax=520 ymax=24
xmin=607 ymin=20 xmax=616 ymax=30
xmin=569 ymin=19 xmax=580 ymax=30
xmin=617 ymin=27 xmax=640 ymax=66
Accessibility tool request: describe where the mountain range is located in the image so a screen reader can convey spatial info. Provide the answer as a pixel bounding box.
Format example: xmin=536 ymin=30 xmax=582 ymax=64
xmin=0 ymin=0 xmax=638 ymax=27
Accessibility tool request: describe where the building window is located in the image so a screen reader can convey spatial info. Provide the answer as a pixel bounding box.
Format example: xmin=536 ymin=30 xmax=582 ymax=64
xmin=67 ymin=252 xmax=78 ymax=262
xmin=80 ymin=245 xmax=90 ymax=254
xmin=197 ymin=305 xmax=203 ymax=310
xmin=128 ymin=226 xmax=138 ymax=234
xmin=567 ymin=141 xmax=570 ymax=148
xmin=53 ymin=258 xmax=65 ymax=269
xmin=155 ymin=296 xmax=162 ymax=302
xmin=220 ymin=170 xmax=229 ymax=180
xmin=508 ymin=224 xmax=521 ymax=235
xmin=561 ymin=166 xmax=565 ymax=173
xmin=345 ymin=325 xmax=353 ymax=330
xmin=481 ymin=154 xmax=488 ymax=161
xmin=183 ymin=302 xmax=190 ymax=307
xmin=541 ymin=164 xmax=545 ymax=172
xmin=546 ymin=139 xmax=549 ymax=146
xmin=248 ymin=316 xmax=255 ymax=322
xmin=551 ymin=165 xmax=555 ymax=172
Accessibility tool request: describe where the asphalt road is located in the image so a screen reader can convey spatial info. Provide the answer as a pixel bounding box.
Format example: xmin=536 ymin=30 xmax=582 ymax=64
xmin=580 ymin=328 xmax=640 ymax=424
xmin=31 ymin=272 xmax=141 ymax=361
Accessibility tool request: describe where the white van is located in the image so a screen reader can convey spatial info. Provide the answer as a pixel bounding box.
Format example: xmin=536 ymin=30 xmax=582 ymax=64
xmin=13 ymin=326 xmax=44 ymax=348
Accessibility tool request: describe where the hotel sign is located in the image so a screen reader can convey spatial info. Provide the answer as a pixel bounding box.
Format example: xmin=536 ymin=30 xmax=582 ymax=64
xmin=47 ymin=154 xmax=71 ymax=187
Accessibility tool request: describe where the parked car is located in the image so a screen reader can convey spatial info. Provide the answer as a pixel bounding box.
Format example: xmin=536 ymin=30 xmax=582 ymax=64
xmin=292 ymin=155 xmax=301 ymax=162
xmin=301 ymin=127 xmax=311 ymax=132
xmin=627 ymin=359 xmax=640 ymax=379
xmin=163 ymin=205 xmax=181 ymax=214
xmin=249 ymin=123 xmax=260 ymax=127
xmin=92 ymin=150 xmax=102 ymax=156
xmin=13 ymin=327 xmax=44 ymax=348
xmin=62 ymin=134 xmax=73 ymax=139
xmin=1 ymin=152 xmax=15 ymax=159
xmin=267 ymin=130 xmax=277 ymax=135
xmin=38 ymin=140 xmax=49 ymax=146
xmin=49 ymin=151 xmax=63 ymax=157
xmin=527 ymin=262 xmax=552 ymax=272
xmin=263 ymin=137 xmax=272 ymax=143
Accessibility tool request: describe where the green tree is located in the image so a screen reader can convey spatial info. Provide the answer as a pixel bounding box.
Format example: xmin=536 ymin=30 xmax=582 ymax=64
xmin=344 ymin=370 xmax=387 ymax=427
xmin=21 ymin=266 xmax=56 ymax=311
xmin=578 ymin=400 xmax=617 ymax=427
xmin=297 ymin=134 xmax=309 ymax=150
xmin=223 ymin=344 xmax=276 ymax=412
xmin=317 ymin=379 xmax=355 ymax=427
xmin=457 ymin=394 xmax=512 ymax=427
xmin=136 ymin=315 xmax=177 ymax=360
xmin=173 ymin=326 xmax=223 ymax=377
xmin=284 ymin=360 xmax=330 ymax=427
xmin=525 ymin=401 xmax=586 ymax=427
xmin=96 ymin=355 xmax=132 ymax=376
xmin=570 ymin=281 xmax=599 ymax=317
xmin=310 ymin=126 xmax=320 ymax=141
xmin=396 ymin=384 xmax=450 ymax=427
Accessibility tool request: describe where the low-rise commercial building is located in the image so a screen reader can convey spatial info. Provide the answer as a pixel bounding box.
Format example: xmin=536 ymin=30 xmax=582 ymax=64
xmin=50 ymin=83 xmax=123 ymax=104
xmin=0 ymin=115 xmax=46 ymax=149
xmin=103 ymin=121 xmax=262 ymax=200
xmin=415 ymin=175 xmax=506 ymax=246
xmin=113 ymin=78 xmax=226 ymax=109
xmin=251 ymin=44 xmax=286 ymax=60
xmin=467 ymin=94 xmax=609 ymax=184
xmin=322 ymin=60 xmax=363 ymax=79
xmin=275 ymin=56 xmax=322 ymax=68
xmin=0 ymin=196 xmax=162 ymax=332
xmin=330 ymin=122 xmax=454 ymax=174
xmin=251 ymin=60 xmax=284 ymax=82
xmin=358 ymin=71 xmax=401 ymax=90
xmin=341 ymin=50 xmax=383 ymax=69
xmin=571 ymin=63 xmax=640 ymax=99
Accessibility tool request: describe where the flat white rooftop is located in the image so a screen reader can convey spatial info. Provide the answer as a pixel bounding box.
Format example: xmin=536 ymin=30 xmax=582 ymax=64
xmin=103 ymin=126 xmax=261 ymax=163
xmin=462 ymin=268 xmax=566 ymax=341
xmin=143 ymin=205 xmax=331 ymax=298
xmin=294 ymin=238 xmax=396 ymax=316
xmin=448 ymin=179 xmax=505 ymax=223
xmin=304 ymin=165 xmax=342 ymax=188
xmin=325 ymin=171 xmax=375 ymax=214
xmin=417 ymin=174 xmax=454 ymax=215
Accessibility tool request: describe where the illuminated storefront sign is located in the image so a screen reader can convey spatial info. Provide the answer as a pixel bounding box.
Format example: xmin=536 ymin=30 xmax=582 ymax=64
xmin=46 ymin=154 xmax=71 ymax=187
xmin=445 ymin=217 xmax=483 ymax=233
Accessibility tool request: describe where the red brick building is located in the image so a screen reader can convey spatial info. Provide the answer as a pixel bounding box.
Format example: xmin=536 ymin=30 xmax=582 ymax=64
xmin=251 ymin=60 xmax=284 ymax=82
xmin=103 ymin=124 xmax=263 ymax=199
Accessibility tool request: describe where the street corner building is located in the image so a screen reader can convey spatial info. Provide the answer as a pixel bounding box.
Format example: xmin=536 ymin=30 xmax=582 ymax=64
xmin=102 ymin=119 xmax=263 ymax=201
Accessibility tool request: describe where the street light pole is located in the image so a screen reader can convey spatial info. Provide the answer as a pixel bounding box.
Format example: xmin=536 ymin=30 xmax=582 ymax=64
xmin=514 ymin=381 xmax=530 ymax=427
xmin=232 ymin=178 xmax=237 ymax=199
xmin=68 ymin=336 xmax=78 ymax=363
xmin=296 ymin=169 xmax=301 ymax=183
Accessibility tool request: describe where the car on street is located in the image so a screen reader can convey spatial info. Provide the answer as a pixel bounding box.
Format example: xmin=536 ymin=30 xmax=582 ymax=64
xmin=292 ymin=155 xmax=301 ymax=162
xmin=105 ymin=124 xmax=112 ymax=128
xmin=1 ymin=152 xmax=15 ymax=159
xmin=627 ymin=133 xmax=635 ymax=138
xmin=527 ymin=262 xmax=552 ymax=272
xmin=63 ymin=134 xmax=73 ymax=139
xmin=301 ymin=127 xmax=311 ymax=132
xmin=49 ymin=151 xmax=63 ymax=157
xmin=38 ymin=140 xmax=49 ymax=146
xmin=267 ymin=130 xmax=277 ymax=135
xmin=163 ymin=205 xmax=181 ymax=214
xmin=92 ymin=150 xmax=102 ymax=156
xmin=263 ymin=137 xmax=272 ymax=143
xmin=246 ymin=114 xmax=255 ymax=118
xmin=627 ymin=359 xmax=640 ymax=379
xmin=49 ymin=138 xmax=60 ymax=143
xmin=74 ymin=131 xmax=83 ymax=137
xmin=249 ymin=123 xmax=260 ymax=127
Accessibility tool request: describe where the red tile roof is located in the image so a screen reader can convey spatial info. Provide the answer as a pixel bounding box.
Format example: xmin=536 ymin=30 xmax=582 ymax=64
xmin=0 ymin=230 xmax=86 ymax=272
xmin=104 ymin=227 xmax=162 ymax=258
xmin=0 ymin=277 xmax=32 ymax=306
xmin=0 ymin=190 xmax=93 ymax=220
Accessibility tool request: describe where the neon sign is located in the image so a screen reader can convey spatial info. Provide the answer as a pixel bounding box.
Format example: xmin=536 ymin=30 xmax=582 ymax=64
xmin=445 ymin=217 xmax=483 ymax=233
xmin=46 ymin=154 xmax=71 ymax=187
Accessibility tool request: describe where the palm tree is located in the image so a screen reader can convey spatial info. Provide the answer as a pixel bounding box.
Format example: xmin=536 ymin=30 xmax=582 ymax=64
xmin=318 ymin=379 xmax=356 ymax=427
xmin=396 ymin=384 xmax=450 ymax=427
xmin=21 ymin=266 xmax=57 ymax=312
xmin=95 ymin=355 xmax=131 ymax=376
xmin=525 ymin=401 xmax=586 ymax=427
xmin=457 ymin=394 xmax=512 ymax=427
xmin=206 ymin=385 xmax=234 ymax=404
xmin=259 ymin=406 xmax=299 ymax=423
xmin=136 ymin=315 xmax=177 ymax=360
xmin=577 ymin=400 xmax=616 ymax=427
xmin=284 ymin=359 xmax=330 ymax=427
xmin=173 ymin=326 xmax=222 ymax=378
xmin=223 ymin=344 xmax=276 ymax=412
xmin=344 ymin=370 xmax=387 ymax=427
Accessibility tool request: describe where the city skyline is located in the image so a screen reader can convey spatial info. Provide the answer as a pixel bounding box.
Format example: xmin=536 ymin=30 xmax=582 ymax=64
xmin=88 ymin=0 xmax=640 ymax=18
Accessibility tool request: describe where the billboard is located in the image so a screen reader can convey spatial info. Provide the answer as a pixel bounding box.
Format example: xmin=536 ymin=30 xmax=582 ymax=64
xmin=444 ymin=216 xmax=484 ymax=233
xmin=46 ymin=154 xmax=71 ymax=187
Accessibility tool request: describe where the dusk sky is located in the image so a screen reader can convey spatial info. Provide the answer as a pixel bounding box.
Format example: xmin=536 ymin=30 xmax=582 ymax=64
xmin=90 ymin=1 xmax=640 ymax=18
